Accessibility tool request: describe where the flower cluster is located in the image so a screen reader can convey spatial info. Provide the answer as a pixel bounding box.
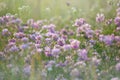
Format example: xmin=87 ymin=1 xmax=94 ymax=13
xmin=0 ymin=3 xmax=120 ymax=80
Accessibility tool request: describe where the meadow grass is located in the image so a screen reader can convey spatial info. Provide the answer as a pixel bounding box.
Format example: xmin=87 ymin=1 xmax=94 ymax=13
xmin=0 ymin=0 xmax=120 ymax=80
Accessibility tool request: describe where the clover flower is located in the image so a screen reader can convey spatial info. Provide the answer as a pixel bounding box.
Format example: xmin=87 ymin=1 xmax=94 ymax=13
xmin=114 ymin=16 xmax=120 ymax=27
xmin=70 ymin=39 xmax=80 ymax=49
xmin=115 ymin=62 xmax=120 ymax=71
xmin=2 ymin=28 xmax=10 ymax=36
xmin=74 ymin=18 xmax=86 ymax=27
xmin=57 ymin=38 xmax=66 ymax=46
xmin=78 ymin=49 xmax=88 ymax=60
xmin=96 ymin=13 xmax=105 ymax=23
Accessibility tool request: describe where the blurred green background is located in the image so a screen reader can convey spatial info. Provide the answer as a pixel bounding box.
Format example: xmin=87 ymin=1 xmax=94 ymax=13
xmin=0 ymin=0 xmax=117 ymax=24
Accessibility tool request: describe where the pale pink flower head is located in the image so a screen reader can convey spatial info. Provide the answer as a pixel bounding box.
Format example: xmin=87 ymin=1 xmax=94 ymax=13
xmin=74 ymin=18 xmax=86 ymax=27
xmin=115 ymin=62 xmax=120 ymax=71
xmin=78 ymin=49 xmax=88 ymax=60
xmin=70 ymin=39 xmax=80 ymax=49
xmin=114 ymin=16 xmax=120 ymax=27
xmin=44 ymin=46 xmax=52 ymax=57
xmin=111 ymin=77 xmax=120 ymax=80
xmin=57 ymin=38 xmax=65 ymax=46
xmin=96 ymin=13 xmax=105 ymax=23
xmin=63 ymin=44 xmax=71 ymax=51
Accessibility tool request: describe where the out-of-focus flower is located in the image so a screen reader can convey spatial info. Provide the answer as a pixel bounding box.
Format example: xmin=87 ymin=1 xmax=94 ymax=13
xmin=8 ymin=38 xmax=16 ymax=43
xmin=51 ymin=33 xmax=59 ymax=41
xmin=10 ymin=18 xmax=22 ymax=25
xmin=99 ymin=34 xmax=114 ymax=45
xmin=14 ymin=32 xmax=25 ymax=39
xmin=60 ymin=29 xmax=68 ymax=35
xmin=70 ymin=39 xmax=80 ymax=49
xmin=111 ymin=77 xmax=120 ymax=80
xmin=92 ymin=57 xmax=101 ymax=66
xmin=117 ymin=8 xmax=120 ymax=16
xmin=96 ymin=13 xmax=105 ymax=23
xmin=78 ymin=49 xmax=88 ymax=60
xmin=85 ymin=29 xmax=94 ymax=38
xmin=99 ymin=34 xmax=104 ymax=42
xmin=20 ymin=44 xmax=29 ymax=50
xmin=21 ymin=37 xmax=29 ymax=43
xmin=23 ymin=64 xmax=31 ymax=76
xmin=48 ymin=24 xmax=56 ymax=33
xmin=114 ymin=16 xmax=120 ymax=27
xmin=57 ymin=38 xmax=65 ymax=46
xmin=9 ymin=45 xmax=19 ymax=52
xmin=105 ymin=19 xmax=112 ymax=25
xmin=70 ymin=68 xmax=80 ymax=77
xmin=51 ymin=48 xmax=61 ymax=57
xmin=0 ymin=17 xmax=5 ymax=25
xmin=89 ymin=39 xmax=96 ymax=45
xmin=55 ymin=74 xmax=67 ymax=80
xmin=115 ymin=36 xmax=120 ymax=43
xmin=103 ymin=35 xmax=114 ymax=45
xmin=44 ymin=47 xmax=52 ymax=57
xmin=74 ymin=18 xmax=86 ymax=27
xmin=63 ymin=44 xmax=71 ymax=51
xmin=45 ymin=38 xmax=52 ymax=44
xmin=27 ymin=19 xmax=34 ymax=25
xmin=116 ymin=27 xmax=120 ymax=31
xmin=95 ymin=30 xmax=102 ymax=36
xmin=2 ymin=28 xmax=10 ymax=36
xmin=31 ymin=22 xmax=39 ymax=29
xmin=115 ymin=62 xmax=120 ymax=71
xmin=0 ymin=52 xmax=4 ymax=60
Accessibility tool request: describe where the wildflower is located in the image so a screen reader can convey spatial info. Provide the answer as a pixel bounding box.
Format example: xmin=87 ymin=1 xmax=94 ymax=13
xmin=10 ymin=18 xmax=22 ymax=25
xmin=44 ymin=47 xmax=52 ymax=57
xmin=52 ymin=48 xmax=60 ymax=55
xmin=20 ymin=44 xmax=29 ymax=50
xmin=63 ymin=44 xmax=71 ymax=51
xmin=74 ymin=18 xmax=86 ymax=27
xmin=60 ymin=29 xmax=68 ymax=35
xmin=31 ymin=22 xmax=39 ymax=29
xmin=48 ymin=24 xmax=56 ymax=33
xmin=29 ymin=33 xmax=36 ymax=41
xmin=55 ymin=74 xmax=67 ymax=80
xmin=115 ymin=62 xmax=120 ymax=71
xmin=89 ymin=39 xmax=96 ymax=45
xmin=70 ymin=39 xmax=80 ymax=49
xmin=21 ymin=37 xmax=29 ymax=43
xmin=115 ymin=36 xmax=120 ymax=42
xmin=27 ymin=19 xmax=34 ymax=25
xmin=14 ymin=32 xmax=25 ymax=39
xmin=45 ymin=38 xmax=52 ymax=45
xmin=23 ymin=64 xmax=31 ymax=76
xmin=51 ymin=33 xmax=59 ymax=41
xmin=96 ymin=13 xmax=105 ymax=23
xmin=57 ymin=38 xmax=65 ymax=46
xmin=99 ymin=34 xmax=104 ymax=42
xmin=0 ymin=17 xmax=5 ymax=25
xmin=92 ymin=57 xmax=101 ymax=66
xmin=8 ymin=38 xmax=16 ymax=43
xmin=78 ymin=49 xmax=88 ymax=60
xmin=111 ymin=77 xmax=120 ymax=80
xmin=0 ymin=52 xmax=4 ymax=60
xmin=2 ymin=28 xmax=10 ymax=36
xmin=9 ymin=45 xmax=19 ymax=52
xmin=70 ymin=68 xmax=80 ymax=77
xmin=85 ymin=29 xmax=94 ymax=38
xmin=114 ymin=16 xmax=120 ymax=27
xmin=116 ymin=8 xmax=120 ymax=12
xmin=103 ymin=35 xmax=114 ymax=45
xmin=105 ymin=19 xmax=112 ymax=25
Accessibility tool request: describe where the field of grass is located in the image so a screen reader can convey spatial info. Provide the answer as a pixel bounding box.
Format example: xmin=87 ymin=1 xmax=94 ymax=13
xmin=0 ymin=0 xmax=120 ymax=80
